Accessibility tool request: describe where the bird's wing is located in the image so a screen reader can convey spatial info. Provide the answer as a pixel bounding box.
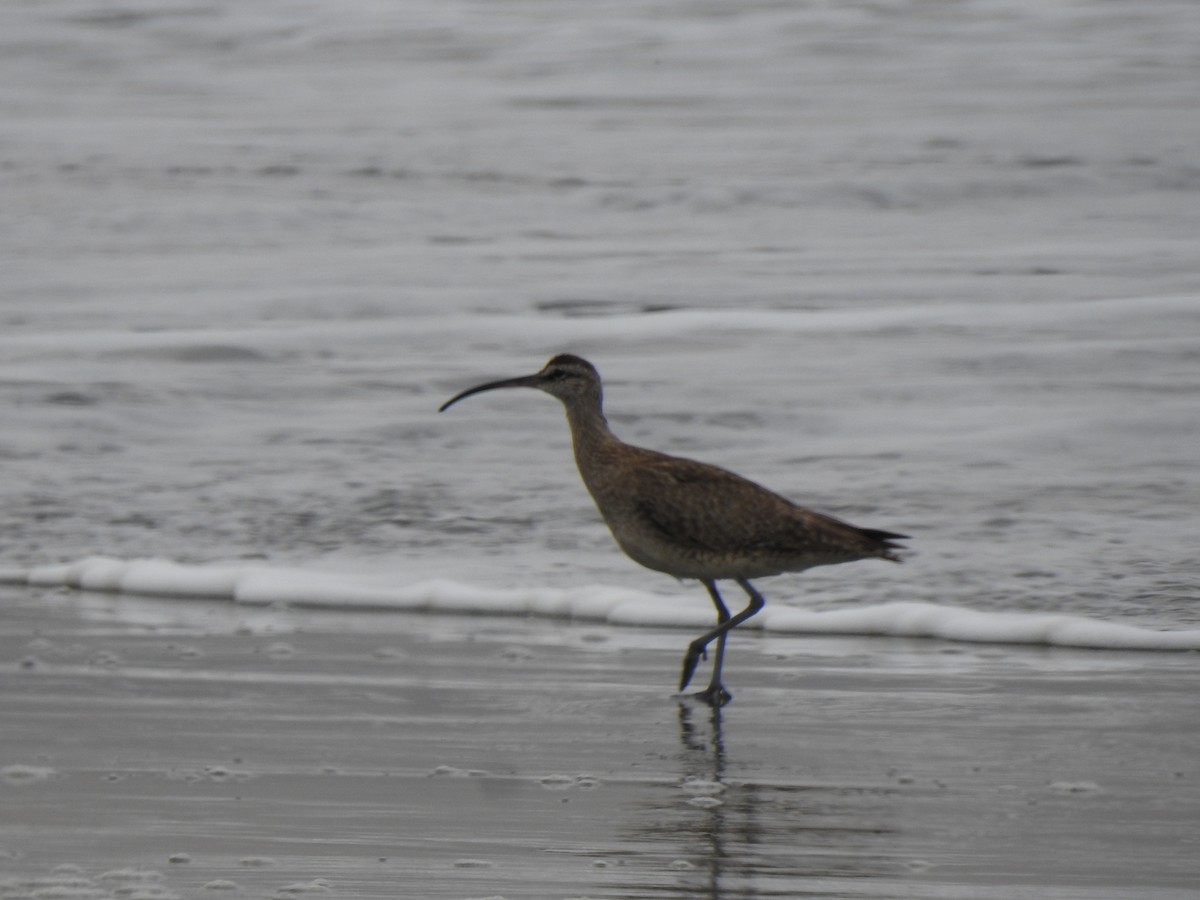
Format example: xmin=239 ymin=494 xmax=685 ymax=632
xmin=627 ymin=452 xmax=859 ymax=556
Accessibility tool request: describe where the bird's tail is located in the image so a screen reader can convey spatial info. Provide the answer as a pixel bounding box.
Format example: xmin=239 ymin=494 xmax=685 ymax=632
xmin=858 ymin=528 xmax=909 ymax=562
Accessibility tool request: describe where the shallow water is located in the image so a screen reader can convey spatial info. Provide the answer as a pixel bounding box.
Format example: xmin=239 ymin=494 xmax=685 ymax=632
xmin=1 ymin=4 xmax=1199 ymax=892
xmin=4 ymin=0 xmax=1200 ymax=634
xmin=3 ymin=587 xmax=1198 ymax=899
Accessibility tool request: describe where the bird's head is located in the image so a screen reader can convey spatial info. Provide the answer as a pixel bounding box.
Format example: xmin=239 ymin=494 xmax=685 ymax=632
xmin=438 ymin=354 xmax=602 ymax=412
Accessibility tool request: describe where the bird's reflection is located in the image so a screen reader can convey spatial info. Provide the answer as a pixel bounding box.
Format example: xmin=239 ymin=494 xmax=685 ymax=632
xmin=610 ymin=699 xmax=897 ymax=899
xmin=675 ymin=701 xmax=734 ymax=899
xmin=612 ymin=700 xmax=767 ymax=898
xmin=677 ymin=701 xmax=726 ymax=781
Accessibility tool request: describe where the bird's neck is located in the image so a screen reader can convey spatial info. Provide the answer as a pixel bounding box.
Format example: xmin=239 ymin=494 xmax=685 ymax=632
xmin=562 ymin=400 xmax=621 ymax=478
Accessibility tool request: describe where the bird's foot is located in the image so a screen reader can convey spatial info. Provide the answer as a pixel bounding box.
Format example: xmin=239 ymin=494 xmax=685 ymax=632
xmin=678 ymin=640 xmax=708 ymax=692
xmin=693 ymin=684 xmax=733 ymax=708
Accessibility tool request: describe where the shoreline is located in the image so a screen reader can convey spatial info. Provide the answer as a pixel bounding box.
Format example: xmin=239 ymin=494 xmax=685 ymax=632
xmin=2 ymin=584 xmax=1197 ymax=899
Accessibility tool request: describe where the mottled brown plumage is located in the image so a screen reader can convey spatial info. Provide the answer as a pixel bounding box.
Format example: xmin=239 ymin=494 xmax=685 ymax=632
xmin=439 ymin=353 xmax=907 ymax=706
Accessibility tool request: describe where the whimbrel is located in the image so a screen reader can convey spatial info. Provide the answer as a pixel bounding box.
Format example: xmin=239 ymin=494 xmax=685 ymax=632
xmin=439 ymin=354 xmax=907 ymax=707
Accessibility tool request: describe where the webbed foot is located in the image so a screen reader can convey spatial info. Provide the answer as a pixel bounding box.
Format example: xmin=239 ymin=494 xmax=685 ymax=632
xmin=678 ymin=639 xmax=709 ymax=692
xmin=694 ymin=684 xmax=733 ymax=708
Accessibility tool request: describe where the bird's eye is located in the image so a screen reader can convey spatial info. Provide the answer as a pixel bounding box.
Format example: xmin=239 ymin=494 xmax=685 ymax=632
xmin=547 ymin=369 xmax=569 ymax=381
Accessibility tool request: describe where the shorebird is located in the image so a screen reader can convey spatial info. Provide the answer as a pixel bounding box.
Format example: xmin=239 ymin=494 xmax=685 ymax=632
xmin=439 ymin=354 xmax=907 ymax=707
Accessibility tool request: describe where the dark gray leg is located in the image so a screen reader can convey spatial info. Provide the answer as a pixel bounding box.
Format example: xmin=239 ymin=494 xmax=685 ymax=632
xmin=679 ymin=578 xmax=766 ymax=707
xmin=679 ymin=580 xmax=727 ymax=694
xmin=697 ymin=581 xmax=733 ymax=706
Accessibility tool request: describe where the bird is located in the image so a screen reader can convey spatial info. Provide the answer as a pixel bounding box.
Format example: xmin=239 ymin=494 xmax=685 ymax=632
xmin=438 ymin=354 xmax=907 ymax=707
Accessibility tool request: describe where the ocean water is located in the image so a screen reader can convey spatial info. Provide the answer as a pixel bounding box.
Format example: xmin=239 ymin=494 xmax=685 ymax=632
xmin=3 ymin=0 xmax=1199 ymax=645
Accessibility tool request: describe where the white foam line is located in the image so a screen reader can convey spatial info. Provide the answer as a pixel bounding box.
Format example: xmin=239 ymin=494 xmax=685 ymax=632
xmin=10 ymin=556 xmax=1200 ymax=651
xmin=760 ymin=604 xmax=1200 ymax=651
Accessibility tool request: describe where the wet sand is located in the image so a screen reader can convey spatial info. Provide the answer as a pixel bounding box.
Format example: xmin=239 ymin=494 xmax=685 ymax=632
xmin=2 ymin=585 xmax=1197 ymax=899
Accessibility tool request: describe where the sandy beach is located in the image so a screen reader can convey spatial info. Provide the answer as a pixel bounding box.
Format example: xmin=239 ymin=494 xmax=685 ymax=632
xmin=2 ymin=584 xmax=1196 ymax=899
xmin=3 ymin=1 xmax=1200 ymax=896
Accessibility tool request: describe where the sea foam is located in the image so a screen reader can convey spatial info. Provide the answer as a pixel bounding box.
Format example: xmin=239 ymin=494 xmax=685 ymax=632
xmin=7 ymin=556 xmax=1199 ymax=651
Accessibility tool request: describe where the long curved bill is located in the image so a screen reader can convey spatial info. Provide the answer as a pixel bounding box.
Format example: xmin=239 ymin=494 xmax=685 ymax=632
xmin=438 ymin=374 xmax=542 ymax=412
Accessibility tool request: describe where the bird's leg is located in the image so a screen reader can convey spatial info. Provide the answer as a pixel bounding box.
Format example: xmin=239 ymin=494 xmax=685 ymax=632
xmin=679 ymin=580 xmax=728 ymax=694
xmin=696 ymin=582 xmax=732 ymax=706
xmin=697 ymin=631 xmax=732 ymax=707
xmin=681 ymin=579 xmax=766 ymax=707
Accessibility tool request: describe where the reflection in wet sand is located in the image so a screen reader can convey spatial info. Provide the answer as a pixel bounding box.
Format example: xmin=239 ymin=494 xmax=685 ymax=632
xmin=614 ymin=703 xmax=899 ymax=898
xmin=3 ymin=587 xmax=1198 ymax=899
